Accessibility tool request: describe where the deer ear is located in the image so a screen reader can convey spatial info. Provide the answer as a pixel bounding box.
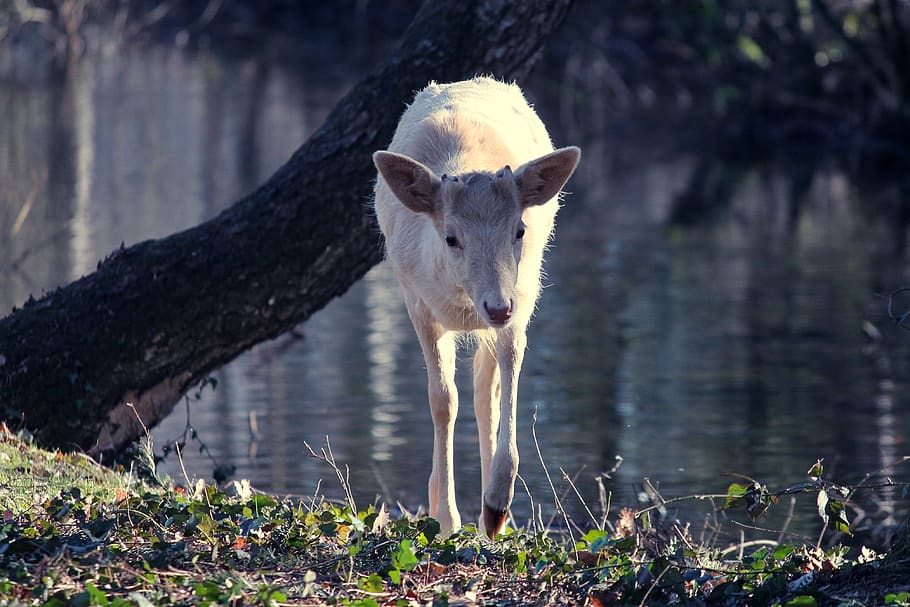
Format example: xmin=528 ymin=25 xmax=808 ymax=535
xmin=514 ymin=146 xmax=581 ymax=208
xmin=373 ymin=151 xmax=441 ymax=215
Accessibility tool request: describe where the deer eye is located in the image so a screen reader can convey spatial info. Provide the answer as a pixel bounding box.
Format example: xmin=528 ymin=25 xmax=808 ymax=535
xmin=445 ymin=234 xmax=460 ymax=248
xmin=516 ymin=226 xmax=526 ymax=240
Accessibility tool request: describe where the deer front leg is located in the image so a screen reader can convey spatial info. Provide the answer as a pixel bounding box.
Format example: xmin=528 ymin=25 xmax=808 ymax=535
xmin=411 ymin=313 xmax=461 ymax=537
xmin=482 ymin=327 xmax=526 ymax=537
xmin=473 ymin=343 xmax=500 ymax=533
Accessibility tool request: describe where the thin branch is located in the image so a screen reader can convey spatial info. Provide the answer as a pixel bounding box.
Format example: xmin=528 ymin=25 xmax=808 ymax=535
xmin=636 ymin=493 xmax=732 ymax=518
xmin=304 ymin=436 xmax=356 ymax=513
xmin=559 ymin=467 xmax=600 ymax=530
xmin=531 ymin=407 xmax=574 ymax=546
xmin=885 ymin=288 xmax=910 ymax=330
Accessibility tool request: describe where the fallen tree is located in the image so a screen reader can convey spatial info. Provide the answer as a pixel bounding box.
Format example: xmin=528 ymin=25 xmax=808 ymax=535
xmin=0 ymin=0 xmax=576 ymax=461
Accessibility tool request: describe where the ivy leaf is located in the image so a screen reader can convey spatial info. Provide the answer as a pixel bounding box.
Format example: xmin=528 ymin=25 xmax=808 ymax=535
xmin=722 ymin=482 xmax=751 ymax=510
xmin=807 ymin=460 xmax=824 ymax=481
xmin=722 ymin=481 xmax=776 ymax=518
xmin=579 ymin=529 xmax=608 ymax=550
xmin=817 ymin=490 xmax=852 ymax=535
xmin=358 ymin=573 xmax=384 ymax=593
xmin=744 ymin=483 xmax=777 ymax=519
xmin=417 ymin=518 xmax=440 ymax=544
xmin=388 ymin=569 xmax=401 ymax=585
xmin=773 ymin=544 xmax=795 ymax=561
xmin=392 ymin=539 xmax=419 ymax=571
xmin=785 ymin=595 xmax=818 ymax=606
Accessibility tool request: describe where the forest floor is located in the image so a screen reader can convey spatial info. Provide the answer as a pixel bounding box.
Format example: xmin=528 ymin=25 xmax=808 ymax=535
xmin=1 ymin=425 xmax=908 ymax=607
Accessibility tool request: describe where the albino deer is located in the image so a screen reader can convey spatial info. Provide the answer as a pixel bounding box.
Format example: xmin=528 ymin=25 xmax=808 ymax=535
xmin=372 ymin=77 xmax=580 ymax=538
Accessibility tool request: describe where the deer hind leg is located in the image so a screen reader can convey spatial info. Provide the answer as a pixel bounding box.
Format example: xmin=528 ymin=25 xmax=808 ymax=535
xmin=482 ymin=327 xmax=527 ymax=537
xmin=411 ymin=312 xmax=461 ymax=536
xmin=473 ymin=341 xmax=500 ymax=534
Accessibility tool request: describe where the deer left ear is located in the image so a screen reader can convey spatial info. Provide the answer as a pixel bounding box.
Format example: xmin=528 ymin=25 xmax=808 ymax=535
xmin=373 ymin=151 xmax=441 ymax=215
xmin=514 ymin=147 xmax=581 ymax=208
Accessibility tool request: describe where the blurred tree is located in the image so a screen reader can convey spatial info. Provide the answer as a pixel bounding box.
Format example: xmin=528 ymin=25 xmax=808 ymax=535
xmin=0 ymin=0 xmax=576 ymax=460
xmin=558 ymin=0 xmax=910 ymax=164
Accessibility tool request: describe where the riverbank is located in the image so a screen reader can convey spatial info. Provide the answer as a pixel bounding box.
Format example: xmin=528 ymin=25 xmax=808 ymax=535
xmin=1 ymin=427 xmax=907 ymax=606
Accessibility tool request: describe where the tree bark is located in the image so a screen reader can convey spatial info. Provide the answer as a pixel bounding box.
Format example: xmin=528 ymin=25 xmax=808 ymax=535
xmin=0 ymin=0 xmax=575 ymax=461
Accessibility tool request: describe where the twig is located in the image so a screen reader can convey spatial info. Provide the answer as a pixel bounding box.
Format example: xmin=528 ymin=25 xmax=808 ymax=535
xmin=737 ymin=528 xmax=745 ymax=561
xmin=10 ymin=170 xmax=46 ymax=238
xmin=636 ymin=492 xmax=730 ymax=517
xmin=560 ymin=466 xmax=601 ymax=530
xmin=596 ymin=478 xmax=613 ymax=532
xmin=174 ymin=442 xmax=193 ymax=490
xmin=531 ymin=407 xmax=574 ymax=547
xmin=885 ymin=287 xmax=910 ymax=330
xmin=544 ymin=466 xmax=589 ymax=531
xmin=731 ymin=520 xmax=814 ymax=545
xmin=516 ymin=472 xmax=539 ymax=536
xmin=369 ymin=461 xmax=393 ymax=506
xmin=777 ymin=496 xmax=797 ymax=545
xmin=672 ymin=522 xmax=696 ymax=553
xmin=719 ymin=539 xmax=782 ymax=559
xmin=304 ymin=436 xmax=356 ymax=513
xmin=638 ymin=559 xmax=671 ymax=607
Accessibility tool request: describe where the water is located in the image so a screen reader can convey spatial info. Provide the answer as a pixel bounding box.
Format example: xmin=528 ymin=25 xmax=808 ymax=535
xmin=2 ymin=37 xmax=909 ymax=546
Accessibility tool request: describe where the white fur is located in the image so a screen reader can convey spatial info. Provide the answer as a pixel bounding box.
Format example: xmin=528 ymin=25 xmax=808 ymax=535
xmin=373 ymin=77 xmax=580 ymax=537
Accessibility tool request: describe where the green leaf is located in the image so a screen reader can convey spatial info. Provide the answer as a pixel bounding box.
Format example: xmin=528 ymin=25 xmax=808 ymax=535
xmin=359 ymin=573 xmax=384 ymax=593
xmin=578 ymin=529 xmax=610 ymax=552
xmin=388 ymin=569 xmax=401 ymax=585
xmin=85 ymin=583 xmax=110 ymax=607
xmin=392 ymin=540 xmax=419 ymax=572
xmin=827 ymin=499 xmax=851 ymax=535
xmin=807 ymin=460 xmax=824 ymax=480
xmin=785 ymin=596 xmax=818 ymax=607
xmin=737 ymin=34 xmax=770 ymax=67
xmin=773 ymin=544 xmax=795 ymax=561
xmin=722 ymin=482 xmax=750 ymax=510
xmin=251 ymin=494 xmax=277 ymax=510
xmin=843 ymin=13 xmax=860 ymax=37
xmin=195 ymin=580 xmax=224 ymax=601
xmin=580 ymin=529 xmax=608 ymax=545
xmin=816 ymin=491 xmax=851 ymax=535
xmin=516 ymin=550 xmax=528 ymax=573
xmin=612 ymin=536 xmax=636 ymax=554
xmin=417 ymin=518 xmax=440 ymax=544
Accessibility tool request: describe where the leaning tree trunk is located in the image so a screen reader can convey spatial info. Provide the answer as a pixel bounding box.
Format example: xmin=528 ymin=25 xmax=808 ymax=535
xmin=0 ymin=0 xmax=575 ymax=461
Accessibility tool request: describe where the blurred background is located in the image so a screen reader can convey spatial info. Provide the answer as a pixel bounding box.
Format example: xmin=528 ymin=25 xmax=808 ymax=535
xmin=2 ymin=0 xmax=909 ymax=547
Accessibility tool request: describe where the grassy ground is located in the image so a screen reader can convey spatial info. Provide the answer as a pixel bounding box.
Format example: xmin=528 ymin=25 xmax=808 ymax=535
xmin=1 ymin=426 xmax=908 ymax=606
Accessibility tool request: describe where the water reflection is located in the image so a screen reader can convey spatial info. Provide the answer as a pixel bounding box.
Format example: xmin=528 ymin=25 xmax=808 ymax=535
xmin=365 ymin=265 xmax=411 ymax=462
xmin=2 ymin=42 xmax=909 ymax=545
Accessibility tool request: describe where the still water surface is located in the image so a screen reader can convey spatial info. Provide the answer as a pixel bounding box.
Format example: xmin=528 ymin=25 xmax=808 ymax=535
xmin=2 ymin=41 xmax=909 ymax=544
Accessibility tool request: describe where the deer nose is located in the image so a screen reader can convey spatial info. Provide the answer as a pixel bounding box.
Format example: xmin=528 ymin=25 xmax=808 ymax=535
xmin=484 ymin=300 xmax=513 ymax=325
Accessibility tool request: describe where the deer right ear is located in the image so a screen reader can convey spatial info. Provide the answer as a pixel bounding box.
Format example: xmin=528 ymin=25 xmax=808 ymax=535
xmin=373 ymin=151 xmax=441 ymax=215
xmin=514 ymin=146 xmax=581 ymax=208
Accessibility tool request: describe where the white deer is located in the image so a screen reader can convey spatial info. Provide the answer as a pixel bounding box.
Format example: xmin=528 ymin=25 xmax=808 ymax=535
xmin=372 ymin=77 xmax=580 ymax=537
